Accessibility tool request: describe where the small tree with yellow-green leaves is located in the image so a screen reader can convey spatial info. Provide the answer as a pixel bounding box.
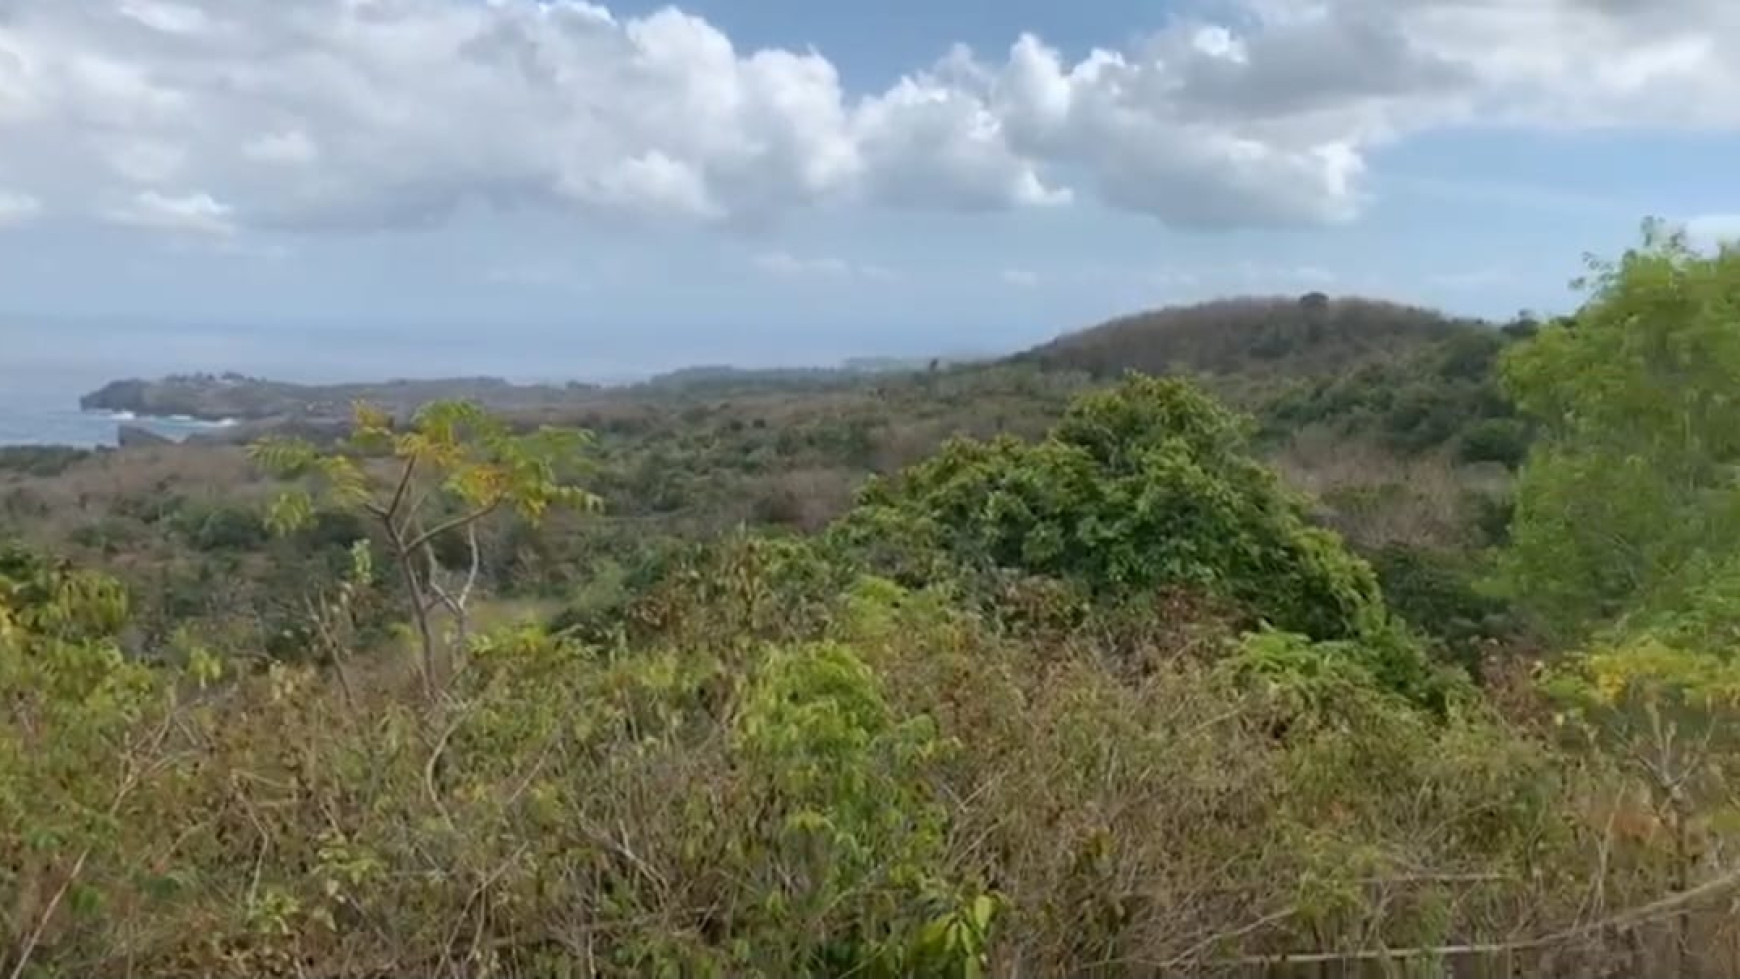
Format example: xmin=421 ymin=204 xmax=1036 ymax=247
xmin=250 ymin=401 xmax=599 ymax=697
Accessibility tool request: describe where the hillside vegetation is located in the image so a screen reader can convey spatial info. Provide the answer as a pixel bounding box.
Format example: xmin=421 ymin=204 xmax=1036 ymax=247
xmin=8 ymin=225 xmax=1740 ymax=977
xmin=1016 ymin=294 xmax=1474 ymax=378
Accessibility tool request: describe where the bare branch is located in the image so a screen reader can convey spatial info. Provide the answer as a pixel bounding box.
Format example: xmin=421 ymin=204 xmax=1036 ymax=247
xmin=406 ymin=499 xmax=502 ymax=555
xmin=386 ymin=454 xmax=418 ymax=523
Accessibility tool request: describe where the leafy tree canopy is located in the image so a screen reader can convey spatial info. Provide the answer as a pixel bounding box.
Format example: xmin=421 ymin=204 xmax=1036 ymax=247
xmin=1501 ymin=219 xmax=1740 ymax=635
xmin=840 ymin=374 xmax=1390 ymax=646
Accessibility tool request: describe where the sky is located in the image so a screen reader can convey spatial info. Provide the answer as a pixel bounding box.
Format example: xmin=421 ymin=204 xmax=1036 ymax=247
xmin=1 ymin=0 xmax=1739 ymax=378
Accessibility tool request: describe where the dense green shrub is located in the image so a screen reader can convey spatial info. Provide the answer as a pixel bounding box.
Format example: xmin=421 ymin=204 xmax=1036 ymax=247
xmin=844 ymin=374 xmax=1390 ymax=646
xmin=1367 ymin=543 xmax=1516 ymax=675
xmin=173 ymin=501 xmax=271 ymax=552
xmin=1456 ymin=417 xmax=1532 ymax=467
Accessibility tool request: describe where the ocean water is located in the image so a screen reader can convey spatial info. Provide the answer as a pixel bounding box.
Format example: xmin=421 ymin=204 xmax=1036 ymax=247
xmin=0 ymin=367 xmax=235 ymax=448
xmin=0 ymin=317 xmax=312 ymax=448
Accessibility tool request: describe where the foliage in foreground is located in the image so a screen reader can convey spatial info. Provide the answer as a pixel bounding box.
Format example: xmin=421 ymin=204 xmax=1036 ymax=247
xmin=5 ymin=538 xmax=1723 ymax=978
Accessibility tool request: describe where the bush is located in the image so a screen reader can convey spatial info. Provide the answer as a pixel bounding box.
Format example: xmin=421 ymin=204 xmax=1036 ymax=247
xmin=175 ymin=501 xmax=271 ymax=552
xmin=1367 ymin=543 xmax=1516 ymax=675
xmin=1457 ymin=417 xmax=1532 ymax=468
xmin=843 ymin=374 xmax=1391 ymax=646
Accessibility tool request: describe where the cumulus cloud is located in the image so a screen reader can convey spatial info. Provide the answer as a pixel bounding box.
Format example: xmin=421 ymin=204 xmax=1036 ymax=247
xmin=0 ymin=0 xmax=1734 ymax=236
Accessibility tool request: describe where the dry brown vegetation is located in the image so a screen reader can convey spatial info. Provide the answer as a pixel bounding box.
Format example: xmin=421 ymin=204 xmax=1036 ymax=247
xmin=1270 ymin=428 xmax=1506 ymax=552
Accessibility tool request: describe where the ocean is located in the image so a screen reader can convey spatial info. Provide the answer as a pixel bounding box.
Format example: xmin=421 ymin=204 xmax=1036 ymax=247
xmin=0 ymin=326 xmax=256 ymax=447
xmin=0 ymin=372 xmax=236 ymax=448
xmin=0 ymin=317 xmax=368 ymax=448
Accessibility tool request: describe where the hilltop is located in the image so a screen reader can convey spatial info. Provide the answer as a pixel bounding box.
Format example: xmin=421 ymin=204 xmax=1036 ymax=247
xmin=1012 ymin=293 xmax=1482 ymax=378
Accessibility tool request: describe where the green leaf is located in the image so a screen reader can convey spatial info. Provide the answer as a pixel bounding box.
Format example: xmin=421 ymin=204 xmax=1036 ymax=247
xmin=264 ymin=489 xmax=315 ymax=536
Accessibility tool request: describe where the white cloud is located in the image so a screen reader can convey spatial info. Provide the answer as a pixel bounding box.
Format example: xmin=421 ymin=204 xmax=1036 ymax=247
xmin=105 ymin=190 xmax=235 ymax=236
xmin=1000 ymin=268 xmax=1040 ymax=288
xmin=753 ymin=250 xmax=897 ymax=281
xmin=0 ymin=191 xmax=42 ymax=226
xmin=0 ymin=0 xmax=1734 ymax=236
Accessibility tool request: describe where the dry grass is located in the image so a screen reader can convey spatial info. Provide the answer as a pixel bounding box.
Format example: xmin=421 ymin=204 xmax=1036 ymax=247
xmin=1270 ymin=426 xmax=1508 ymax=551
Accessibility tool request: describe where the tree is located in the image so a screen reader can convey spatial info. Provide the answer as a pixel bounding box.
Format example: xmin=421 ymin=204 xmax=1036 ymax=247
xmin=1500 ymin=219 xmax=1740 ymax=635
xmin=250 ymin=401 xmax=600 ymax=697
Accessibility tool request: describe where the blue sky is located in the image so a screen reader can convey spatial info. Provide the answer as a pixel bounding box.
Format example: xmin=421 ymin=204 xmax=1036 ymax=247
xmin=0 ymin=0 xmax=1737 ymax=379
